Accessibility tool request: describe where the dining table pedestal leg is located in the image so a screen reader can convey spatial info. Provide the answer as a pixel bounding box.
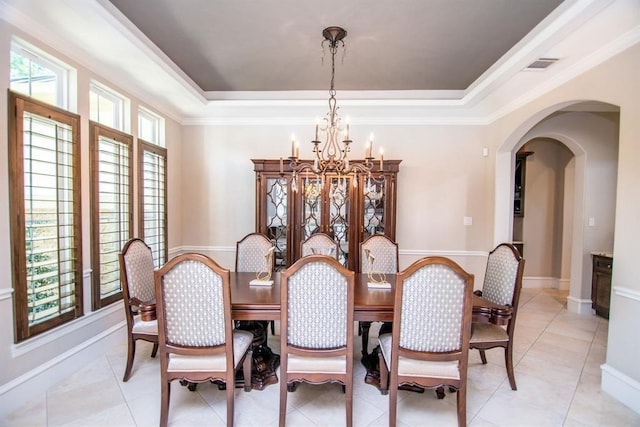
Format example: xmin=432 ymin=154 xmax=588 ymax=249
xmin=234 ymin=320 xmax=280 ymax=390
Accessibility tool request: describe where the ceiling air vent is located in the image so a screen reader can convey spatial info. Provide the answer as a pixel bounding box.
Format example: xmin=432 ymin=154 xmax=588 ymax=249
xmin=524 ymin=57 xmax=558 ymax=71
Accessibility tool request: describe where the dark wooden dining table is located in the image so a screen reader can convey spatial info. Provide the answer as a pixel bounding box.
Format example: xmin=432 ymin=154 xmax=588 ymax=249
xmin=231 ymin=271 xmax=511 ymax=324
xmin=230 ymin=271 xmax=512 ymax=390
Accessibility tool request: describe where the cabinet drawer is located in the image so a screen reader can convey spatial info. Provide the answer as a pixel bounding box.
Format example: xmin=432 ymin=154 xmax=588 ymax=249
xmin=594 ymin=256 xmax=613 ymax=272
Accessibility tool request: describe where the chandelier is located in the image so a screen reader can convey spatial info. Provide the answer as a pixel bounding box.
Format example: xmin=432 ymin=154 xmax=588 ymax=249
xmin=283 ymin=26 xmax=383 ymax=192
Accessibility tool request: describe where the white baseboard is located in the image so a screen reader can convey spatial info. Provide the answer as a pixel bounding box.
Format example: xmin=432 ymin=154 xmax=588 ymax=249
xmin=566 ymin=295 xmax=593 ymax=315
xmin=601 ymin=363 xmax=640 ymax=415
xmin=0 ymin=323 xmax=125 ymax=419
xmin=558 ymin=278 xmax=570 ymax=290
xmin=522 ymin=276 xmax=559 ymax=288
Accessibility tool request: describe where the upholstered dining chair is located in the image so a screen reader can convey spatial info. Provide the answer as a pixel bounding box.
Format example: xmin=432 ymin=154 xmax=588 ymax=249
xmin=154 ymin=253 xmax=253 ymax=427
xmin=378 ymin=256 xmax=474 ymax=427
xmin=300 ymin=232 xmax=339 ymax=258
xmin=358 ymin=234 xmax=399 ymax=349
xmin=470 ymin=242 xmax=525 ymax=390
xmin=236 ymin=232 xmax=276 ymax=335
xmin=119 ymin=238 xmax=158 ymax=382
xmin=279 ymin=255 xmax=355 ymax=427
xmin=235 ymin=232 xmax=276 ymax=273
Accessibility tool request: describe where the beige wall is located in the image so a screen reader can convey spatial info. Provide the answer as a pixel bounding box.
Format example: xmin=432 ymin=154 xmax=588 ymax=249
xmin=180 ymin=123 xmax=493 ymax=276
xmin=521 ymin=138 xmax=573 ymax=279
xmin=515 ymin=112 xmax=618 ymax=291
xmin=490 ymin=44 xmax=640 ymax=411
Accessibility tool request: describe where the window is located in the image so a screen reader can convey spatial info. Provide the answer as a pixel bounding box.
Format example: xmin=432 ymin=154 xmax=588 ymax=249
xmin=89 ymin=82 xmax=128 ymax=132
xmin=138 ymin=107 xmax=164 ymax=147
xmin=138 ymin=141 xmax=168 ymax=267
xmin=8 ymin=92 xmax=83 ymax=342
xmin=10 ymin=41 xmax=68 ymax=109
xmin=90 ymin=122 xmax=133 ymax=309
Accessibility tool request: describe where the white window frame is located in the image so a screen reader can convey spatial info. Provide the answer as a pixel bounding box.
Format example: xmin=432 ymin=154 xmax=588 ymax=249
xmin=89 ymin=81 xmax=130 ymax=133
xmin=138 ymin=106 xmax=165 ymax=147
xmin=10 ymin=39 xmax=70 ymax=110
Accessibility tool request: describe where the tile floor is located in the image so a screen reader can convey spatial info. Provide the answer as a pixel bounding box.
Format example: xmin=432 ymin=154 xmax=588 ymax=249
xmin=4 ymin=288 xmax=640 ymax=426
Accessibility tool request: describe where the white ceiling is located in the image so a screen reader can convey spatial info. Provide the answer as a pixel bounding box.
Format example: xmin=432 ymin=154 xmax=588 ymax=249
xmin=1 ymin=0 xmax=637 ymax=121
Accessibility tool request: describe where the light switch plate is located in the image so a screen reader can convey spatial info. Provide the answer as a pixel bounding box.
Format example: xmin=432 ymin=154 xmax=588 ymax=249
xmin=463 ymin=216 xmax=473 ymax=226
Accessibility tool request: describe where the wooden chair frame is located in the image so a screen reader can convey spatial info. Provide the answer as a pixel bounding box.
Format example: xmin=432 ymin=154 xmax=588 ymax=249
xmin=358 ymin=234 xmax=399 ymax=348
xmin=470 ymin=243 xmax=525 ymax=390
xmin=235 ymin=232 xmax=276 ymax=272
xmin=379 ymin=256 xmax=474 ymax=427
xmin=155 ymin=253 xmax=252 ymax=427
xmin=236 ymin=232 xmax=277 ymax=335
xmin=119 ymin=238 xmax=158 ymax=382
xmin=279 ymin=255 xmax=355 ymax=427
xmin=300 ymin=232 xmax=339 ymax=258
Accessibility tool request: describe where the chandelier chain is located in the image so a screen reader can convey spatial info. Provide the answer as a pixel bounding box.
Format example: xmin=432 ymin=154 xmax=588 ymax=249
xmin=284 ymin=26 xmax=382 ymax=192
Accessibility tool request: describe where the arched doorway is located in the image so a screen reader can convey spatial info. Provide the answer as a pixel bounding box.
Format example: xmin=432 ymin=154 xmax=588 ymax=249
xmin=495 ymin=102 xmax=619 ymax=314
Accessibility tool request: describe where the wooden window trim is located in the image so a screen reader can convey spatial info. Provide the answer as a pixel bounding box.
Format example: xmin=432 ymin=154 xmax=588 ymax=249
xmin=138 ymin=139 xmax=168 ymax=266
xmin=89 ymin=121 xmax=133 ymax=310
xmin=8 ymin=91 xmax=83 ymax=342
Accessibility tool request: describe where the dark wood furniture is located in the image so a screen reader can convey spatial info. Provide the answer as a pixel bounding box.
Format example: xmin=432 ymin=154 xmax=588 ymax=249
xmin=377 ymin=257 xmax=474 ymax=427
xmin=279 ymin=255 xmax=355 ymax=427
xmin=155 ymin=253 xmax=253 ymax=427
xmin=252 ymin=159 xmax=400 ymax=271
xmin=470 ymin=243 xmax=525 ymax=391
xmin=229 ymin=271 xmax=513 ymax=392
xmin=230 ymin=272 xmax=511 ymax=325
xmin=235 ymin=232 xmax=277 ymax=335
xmin=591 ymin=253 xmax=613 ymax=319
xmin=119 ymin=238 xmax=159 ymax=382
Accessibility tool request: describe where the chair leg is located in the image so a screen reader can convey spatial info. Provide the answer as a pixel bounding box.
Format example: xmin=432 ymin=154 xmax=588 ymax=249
xmin=243 ymin=349 xmax=253 ymax=392
xmin=160 ymin=379 xmax=170 ymax=427
xmin=505 ymin=345 xmax=517 ymax=390
xmin=456 ymin=383 xmax=467 ymax=427
xmin=270 ymin=320 xmax=275 ymax=335
xmin=479 ymin=349 xmax=488 ymax=364
xmin=151 ymin=342 xmax=159 ymax=358
xmin=360 ymin=321 xmax=372 ymax=353
xmin=346 ymin=379 xmax=353 ymax=427
xmin=123 ymin=338 xmax=136 ymax=382
xmin=279 ymin=372 xmax=288 ymax=427
xmin=377 ymin=347 xmax=389 ymax=395
xmin=389 ymin=375 xmax=398 ymax=427
xmin=226 ymin=374 xmax=234 ymax=427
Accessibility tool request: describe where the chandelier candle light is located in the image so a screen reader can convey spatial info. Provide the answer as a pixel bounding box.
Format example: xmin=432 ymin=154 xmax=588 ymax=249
xmin=281 ymin=26 xmax=383 ymax=192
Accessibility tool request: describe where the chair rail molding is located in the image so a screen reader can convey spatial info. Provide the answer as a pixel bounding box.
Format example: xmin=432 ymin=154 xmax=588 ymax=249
xmin=0 ymin=287 xmax=13 ymax=301
xmin=613 ymin=286 xmax=640 ymax=302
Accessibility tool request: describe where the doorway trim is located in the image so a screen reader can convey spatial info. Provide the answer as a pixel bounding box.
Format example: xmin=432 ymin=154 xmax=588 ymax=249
xmin=494 ymin=102 xmax=591 ymax=314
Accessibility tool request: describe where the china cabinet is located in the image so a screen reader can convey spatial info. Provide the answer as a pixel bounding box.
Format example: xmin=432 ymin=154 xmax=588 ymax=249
xmin=252 ymin=159 xmax=400 ymax=271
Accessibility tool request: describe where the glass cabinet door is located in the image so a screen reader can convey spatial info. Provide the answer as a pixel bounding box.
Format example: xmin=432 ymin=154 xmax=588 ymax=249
xmin=328 ymin=176 xmax=351 ymax=267
xmin=253 ymin=159 xmax=399 ymax=271
xmin=362 ymin=175 xmax=386 ymax=239
xmin=301 ymin=176 xmax=323 ymax=242
xmin=264 ymin=177 xmax=288 ymax=270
